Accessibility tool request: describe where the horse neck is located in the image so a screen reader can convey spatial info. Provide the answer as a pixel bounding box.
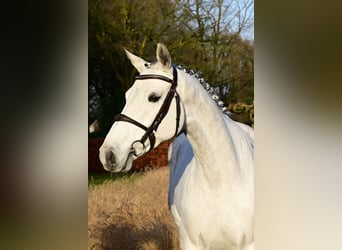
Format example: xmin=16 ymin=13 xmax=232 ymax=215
xmin=178 ymin=72 xmax=240 ymax=185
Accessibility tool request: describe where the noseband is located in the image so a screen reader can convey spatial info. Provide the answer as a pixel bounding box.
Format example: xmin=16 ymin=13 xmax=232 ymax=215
xmin=114 ymin=64 xmax=181 ymax=156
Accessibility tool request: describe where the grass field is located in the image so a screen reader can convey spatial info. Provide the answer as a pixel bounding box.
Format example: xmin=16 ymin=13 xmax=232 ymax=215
xmin=88 ymin=167 xmax=180 ymax=250
xmin=88 ymin=171 xmax=145 ymax=186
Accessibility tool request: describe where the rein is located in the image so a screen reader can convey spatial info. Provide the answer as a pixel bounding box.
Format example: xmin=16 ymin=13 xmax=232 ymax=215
xmin=114 ymin=64 xmax=181 ymax=157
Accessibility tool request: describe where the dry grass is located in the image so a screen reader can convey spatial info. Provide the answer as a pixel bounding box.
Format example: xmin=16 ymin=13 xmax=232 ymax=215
xmin=88 ymin=167 xmax=180 ymax=250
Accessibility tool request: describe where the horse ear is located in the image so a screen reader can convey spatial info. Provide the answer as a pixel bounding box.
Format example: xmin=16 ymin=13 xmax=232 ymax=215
xmin=124 ymin=48 xmax=149 ymax=73
xmin=156 ymin=43 xmax=172 ymax=68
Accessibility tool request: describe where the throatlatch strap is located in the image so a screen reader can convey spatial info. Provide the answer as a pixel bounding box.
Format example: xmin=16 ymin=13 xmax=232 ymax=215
xmin=174 ymin=93 xmax=181 ymax=137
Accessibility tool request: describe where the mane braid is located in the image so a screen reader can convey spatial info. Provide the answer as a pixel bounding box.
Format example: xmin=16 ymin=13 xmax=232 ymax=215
xmin=176 ymin=64 xmax=232 ymax=117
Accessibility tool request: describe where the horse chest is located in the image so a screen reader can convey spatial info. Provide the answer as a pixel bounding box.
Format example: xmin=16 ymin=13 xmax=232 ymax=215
xmin=171 ymin=163 xmax=253 ymax=249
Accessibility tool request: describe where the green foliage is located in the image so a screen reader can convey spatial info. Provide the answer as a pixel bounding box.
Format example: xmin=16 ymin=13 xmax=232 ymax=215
xmin=228 ymin=101 xmax=254 ymax=126
xmin=89 ymin=0 xmax=254 ymax=133
xmin=88 ymin=171 xmax=145 ymax=186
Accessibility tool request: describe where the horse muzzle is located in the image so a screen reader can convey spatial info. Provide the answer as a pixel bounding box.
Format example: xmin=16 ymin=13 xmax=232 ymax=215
xmin=99 ymin=146 xmax=134 ymax=173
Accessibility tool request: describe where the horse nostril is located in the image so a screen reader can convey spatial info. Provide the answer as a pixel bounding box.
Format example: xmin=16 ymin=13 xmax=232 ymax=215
xmin=106 ymin=150 xmax=117 ymax=167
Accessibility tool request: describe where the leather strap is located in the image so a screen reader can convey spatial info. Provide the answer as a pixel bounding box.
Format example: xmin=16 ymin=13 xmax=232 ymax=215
xmin=114 ymin=113 xmax=156 ymax=151
xmin=114 ymin=64 xmax=180 ymax=154
xmin=114 ymin=113 xmax=148 ymax=131
xmin=135 ymin=74 xmax=173 ymax=84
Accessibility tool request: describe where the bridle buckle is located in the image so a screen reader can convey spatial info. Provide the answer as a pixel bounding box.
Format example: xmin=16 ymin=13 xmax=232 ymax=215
xmin=130 ymin=140 xmax=146 ymax=157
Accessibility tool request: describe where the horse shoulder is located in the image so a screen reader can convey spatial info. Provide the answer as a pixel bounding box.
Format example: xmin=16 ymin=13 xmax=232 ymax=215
xmin=168 ymin=134 xmax=194 ymax=209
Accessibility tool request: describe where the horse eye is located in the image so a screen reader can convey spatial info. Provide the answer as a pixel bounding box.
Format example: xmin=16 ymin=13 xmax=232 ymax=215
xmin=148 ymin=94 xmax=161 ymax=102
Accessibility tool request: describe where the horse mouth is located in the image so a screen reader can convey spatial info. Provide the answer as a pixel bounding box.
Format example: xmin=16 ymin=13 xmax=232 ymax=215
xmin=121 ymin=152 xmax=135 ymax=172
xmin=105 ymin=152 xmax=135 ymax=173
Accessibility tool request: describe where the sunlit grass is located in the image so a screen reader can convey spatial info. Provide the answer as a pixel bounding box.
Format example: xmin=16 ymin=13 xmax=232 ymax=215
xmin=88 ymin=167 xmax=180 ymax=250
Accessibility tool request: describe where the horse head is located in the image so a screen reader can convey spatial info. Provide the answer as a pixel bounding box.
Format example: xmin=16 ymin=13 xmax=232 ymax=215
xmin=99 ymin=44 xmax=185 ymax=172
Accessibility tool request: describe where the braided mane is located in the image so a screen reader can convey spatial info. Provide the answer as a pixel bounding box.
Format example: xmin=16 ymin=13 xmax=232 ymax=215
xmin=176 ymin=64 xmax=231 ymax=117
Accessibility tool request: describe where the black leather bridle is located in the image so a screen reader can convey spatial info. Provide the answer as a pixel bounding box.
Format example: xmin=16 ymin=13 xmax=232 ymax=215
xmin=114 ymin=64 xmax=181 ymax=157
